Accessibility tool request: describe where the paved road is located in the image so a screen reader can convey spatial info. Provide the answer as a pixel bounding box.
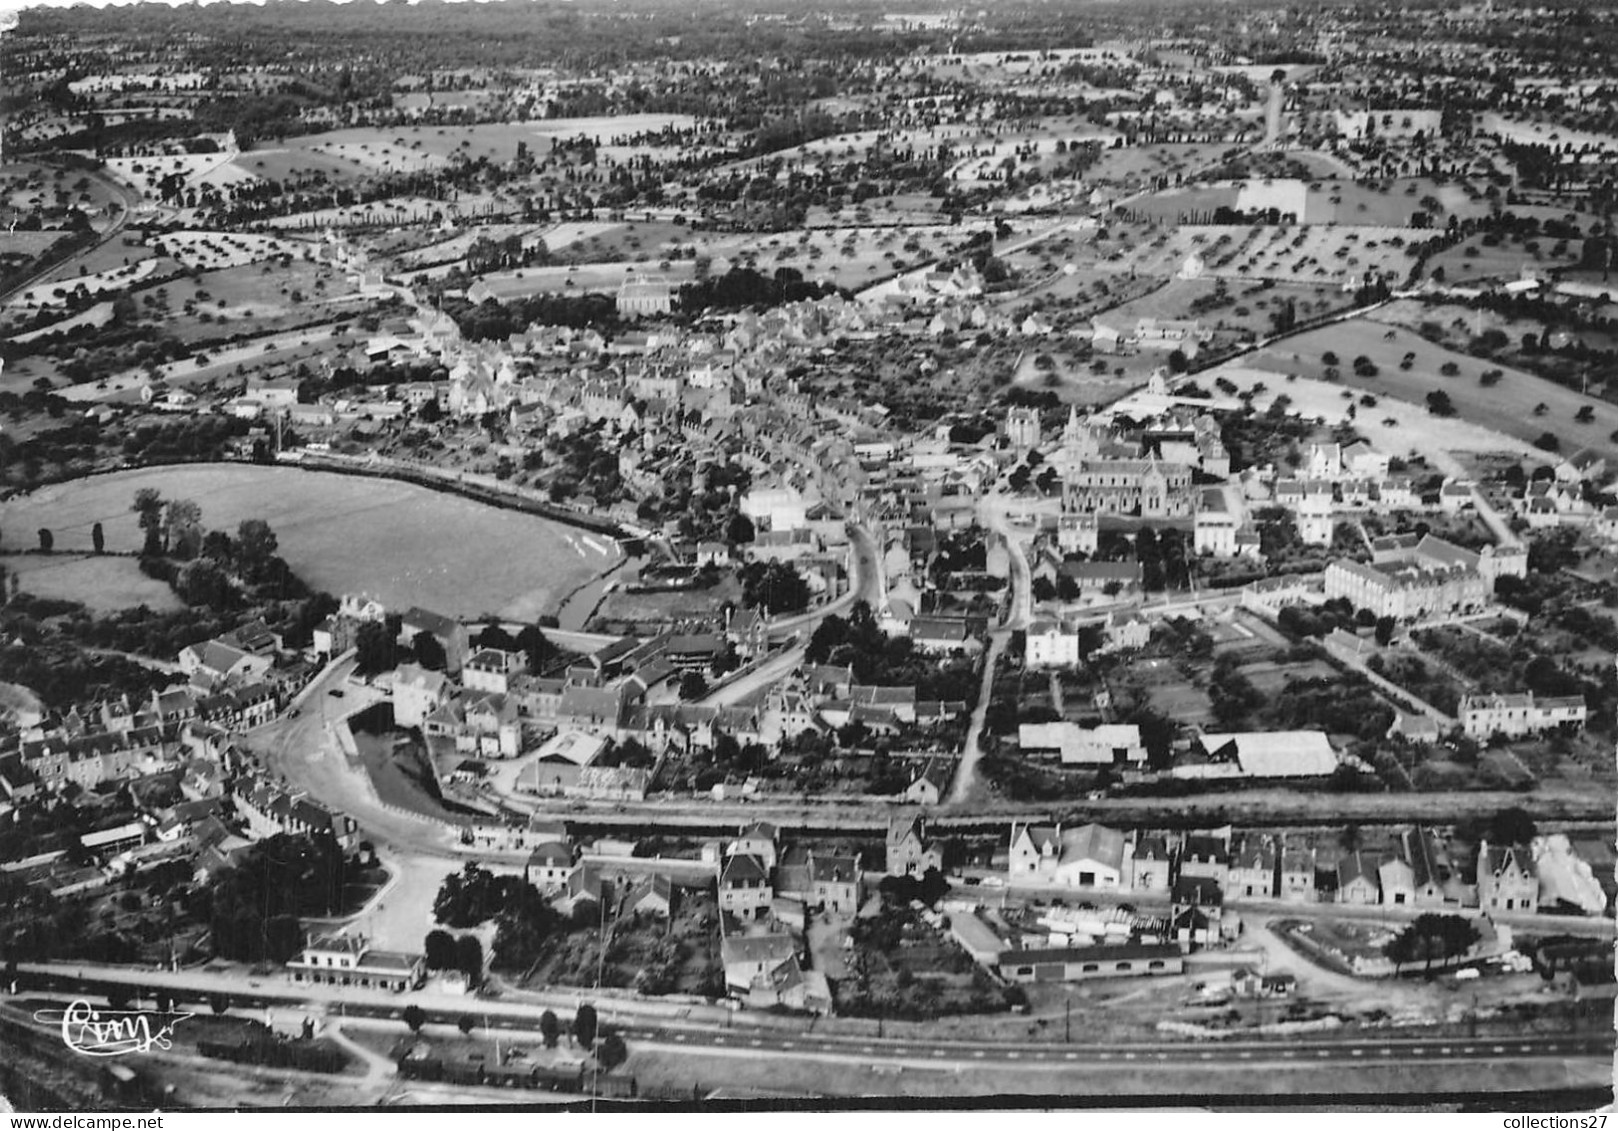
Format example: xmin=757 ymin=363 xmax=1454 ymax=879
xmin=767 ymin=522 xmax=881 ymax=636
xmin=238 ymin=654 xmax=464 ymax=858
xmin=701 ymin=522 xmax=878 ymax=709
xmin=700 ymin=642 xmax=805 ymax=709
xmin=615 ymin=1026 xmax=1605 ymax=1069
xmin=947 ymin=495 xmax=1032 ymax=806
xmin=950 ymin=631 xmax=1007 ymax=807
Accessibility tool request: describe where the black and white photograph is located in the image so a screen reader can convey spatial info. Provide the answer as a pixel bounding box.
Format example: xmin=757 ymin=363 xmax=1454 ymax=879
xmin=0 ymin=0 xmax=1612 ymax=1114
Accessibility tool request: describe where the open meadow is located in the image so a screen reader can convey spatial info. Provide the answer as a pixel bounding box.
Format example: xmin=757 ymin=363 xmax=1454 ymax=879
xmin=1241 ymin=316 xmax=1618 ymax=465
xmin=0 ymin=465 xmax=619 ymax=621
xmin=79 ymin=258 xmax=374 ymax=349
xmin=1425 ymin=231 xmax=1581 ymax=283
xmin=1207 ymin=367 xmax=1555 ymax=480
xmin=270 ymin=114 xmax=702 ymax=178
xmin=0 ymin=553 xmax=184 ymax=612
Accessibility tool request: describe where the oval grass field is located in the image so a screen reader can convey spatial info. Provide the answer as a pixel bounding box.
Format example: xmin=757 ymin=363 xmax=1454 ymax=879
xmin=1 ymin=464 xmax=619 ymax=621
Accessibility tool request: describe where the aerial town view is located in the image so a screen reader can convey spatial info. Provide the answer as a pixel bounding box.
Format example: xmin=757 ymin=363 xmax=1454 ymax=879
xmin=0 ymin=0 xmax=1613 ymax=1114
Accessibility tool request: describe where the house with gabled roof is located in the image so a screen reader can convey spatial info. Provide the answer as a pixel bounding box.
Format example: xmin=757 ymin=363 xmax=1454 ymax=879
xmin=903 ymin=758 xmax=952 ymax=805
xmin=809 ymin=853 xmax=861 ymax=913
xmin=1279 ymin=842 xmax=1317 ymax=903
xmin=774 ymin=842 xmax=812 ymax=902
xmin=909 ymin=616 xmax=984 ymax=656
xmin=1130 ymin=835 xmax=1172 ymax=892
xmin=626 ymin=874 xmax=675 ymax=919
xmin=1378 ymin=854 xmax=1416 ymax=907
xmin=1336 ymin=850 xmax=1380 ymax=905
xmin=464 ymin=648 xmax=526 ymax=696
xmin=1228 ymin=838 xmax=1277 ymax=900
xmin=179 ymin=640 xmax=272 ymax=691
xmin=393 ymin=663 xmax=451 ymax=729
xmin=524 ymin=841 xmax=574 ymax=890
xmin=1477 ymin=839 xmax=1538 ymax=914
xmin=556 ymin=684 xmax=630 ymax=734
xmin=887 ymin=816 xmax=944 ymax=877
xmin=718 ymin=852 xmax=773 ymax=920
xmin=1008 ymin=821 xmax=1128 ymax=888
xmin=1400 ymin=827 xmax=1449 ymax=906
xmin=726 ymin=821 xmax=778 ymax=869
xmin=719 ymin=932 xmax=798 ymax=994
xmin=399 ymin=607 xmax=469 ymax=675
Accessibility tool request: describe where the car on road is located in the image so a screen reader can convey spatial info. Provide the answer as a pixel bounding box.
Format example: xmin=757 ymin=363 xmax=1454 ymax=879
xmin=328 ymin=689 xmax=344 ymax=698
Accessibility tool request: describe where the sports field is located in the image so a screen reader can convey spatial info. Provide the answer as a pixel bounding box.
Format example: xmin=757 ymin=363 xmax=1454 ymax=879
xmin=0 ymin=465 xmax=619 ymax=621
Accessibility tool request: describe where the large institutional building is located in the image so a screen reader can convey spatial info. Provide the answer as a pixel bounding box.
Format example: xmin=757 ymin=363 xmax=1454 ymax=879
xmin=1459 ymin=692 xmax=1588 ymax=740
xmin=1055 ymin=409 xmax=1196 ymax=518
xmin=1322 ymin=534 xmax=1523 ymax=620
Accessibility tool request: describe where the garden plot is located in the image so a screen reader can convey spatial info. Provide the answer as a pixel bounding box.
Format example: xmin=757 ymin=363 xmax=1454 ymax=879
xmin=156 ymin=229 xmax=307 ymax=271
xmin=1114 ymin=224 xmax=1423 ymax=284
